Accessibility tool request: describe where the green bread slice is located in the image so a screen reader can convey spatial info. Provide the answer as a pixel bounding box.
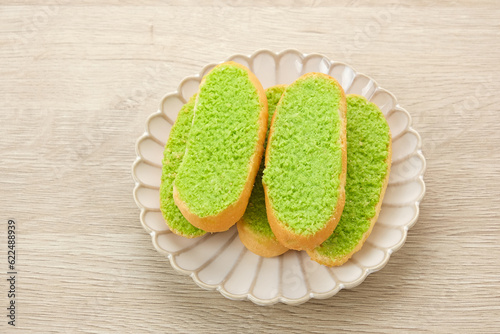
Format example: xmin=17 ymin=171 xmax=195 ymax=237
xmin=159 ymin=94 xmax=206 ymax=238
xmin=307 ymin=94 xmax=392 ymax=266
xmin=263 ymin=73 xmax=347 ymax=250
xmin=237 ymin=85 xmax=289 ymax=257
xmin=173 ymin=61 xmax=268 ymax=232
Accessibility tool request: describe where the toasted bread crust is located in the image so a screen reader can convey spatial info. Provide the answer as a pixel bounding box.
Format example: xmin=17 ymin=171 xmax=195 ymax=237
xmin=237 ymin=220 xmax=288 ymax=257
xmin=173 ymin=61 xmax=268 ymax=233
xmin=263 ymin=73 xmax=347 ymax=250
xmin=307 ymin=94 xmax=392 ymax=266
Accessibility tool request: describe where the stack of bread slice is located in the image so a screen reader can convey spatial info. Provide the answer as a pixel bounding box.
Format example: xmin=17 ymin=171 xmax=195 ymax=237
xmin=160 ymin=61 xmax=391 ymax=266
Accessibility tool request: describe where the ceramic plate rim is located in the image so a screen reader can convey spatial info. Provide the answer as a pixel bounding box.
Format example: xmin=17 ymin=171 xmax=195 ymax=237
xmin=132 ymin=49 xmax=426 ymax=305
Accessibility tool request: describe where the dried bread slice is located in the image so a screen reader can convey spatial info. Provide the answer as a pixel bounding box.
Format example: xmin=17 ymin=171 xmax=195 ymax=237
xmin=263 ymin=73 xmax=347 ymax=250
xmin=308 ymin=94 xmax=392 ymax=266
xmin=159 ymin=94 xmax=206 ymax=238
xmin=173 ymin=61 xmax=268 ymax=232
xmin=237 ymin=85 xmax=289 ymax=257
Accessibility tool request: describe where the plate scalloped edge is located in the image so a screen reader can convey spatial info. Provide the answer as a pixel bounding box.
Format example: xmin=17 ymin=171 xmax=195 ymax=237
xmin=132 ymin=49 xmax=426 ymax=306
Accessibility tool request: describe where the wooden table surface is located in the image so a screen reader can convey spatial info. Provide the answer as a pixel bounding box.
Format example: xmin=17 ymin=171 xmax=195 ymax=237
xmin=2 ymin=0 xmax=500 ymax=332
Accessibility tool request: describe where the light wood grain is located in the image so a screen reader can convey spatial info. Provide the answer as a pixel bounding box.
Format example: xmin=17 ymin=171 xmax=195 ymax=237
xmin=1 ymin=0 xmax=500 ymax=333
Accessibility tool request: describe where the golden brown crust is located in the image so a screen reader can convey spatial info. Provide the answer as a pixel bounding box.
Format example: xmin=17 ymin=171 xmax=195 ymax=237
xmin=263 ymin=72 xmax=347 ymax=250
xmin=237 ymin=220 xmax=289 ymax=257
xmin=307 ymin=94 xmax=392 ymax=266
xmin=173 ymin=61 xmax=268 ymax=233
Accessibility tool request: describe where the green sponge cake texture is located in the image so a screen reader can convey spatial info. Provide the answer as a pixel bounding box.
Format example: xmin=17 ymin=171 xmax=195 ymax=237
xmin=241 ymin=85 xmax=286 ymax=238
xmin=159 ymin=95 xmax=206 ymax=237
xmin=175 ymin=64 xmax=264 ymax=217
xmin=264 ymin=85 xmax=285 ymax=132
xmin=313 ymin=95 xmax=391 ymax=260
xmin=263 ymin=75 xmax=344 ymax=236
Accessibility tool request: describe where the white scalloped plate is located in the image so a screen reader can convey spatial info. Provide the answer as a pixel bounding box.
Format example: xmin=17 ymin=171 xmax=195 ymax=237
xmin=132 ymin=49 xmax=426 ymax=305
